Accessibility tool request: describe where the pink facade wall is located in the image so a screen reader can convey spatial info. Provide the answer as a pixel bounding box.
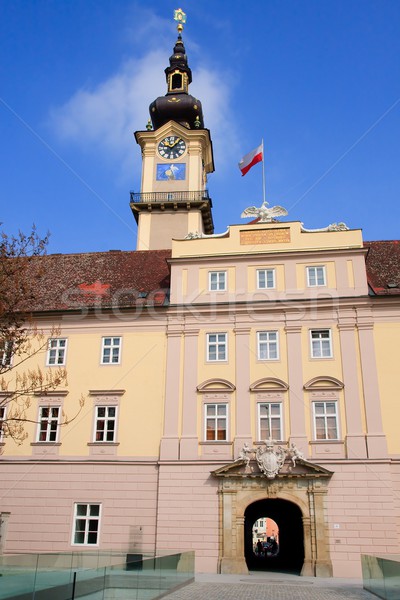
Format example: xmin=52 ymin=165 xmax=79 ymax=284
xmin=0 ymin=462 xmax=158 ymax=554
xmin=1 ymin=458 xmax=400 ymax=577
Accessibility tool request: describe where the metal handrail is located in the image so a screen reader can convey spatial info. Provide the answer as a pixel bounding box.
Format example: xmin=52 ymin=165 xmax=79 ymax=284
xmin=130 ymin=190 xmax=210 ymax=203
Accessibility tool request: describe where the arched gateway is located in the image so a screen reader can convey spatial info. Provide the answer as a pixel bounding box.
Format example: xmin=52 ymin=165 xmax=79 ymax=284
xmin=212 ymin=441 xmax=333 ymax=577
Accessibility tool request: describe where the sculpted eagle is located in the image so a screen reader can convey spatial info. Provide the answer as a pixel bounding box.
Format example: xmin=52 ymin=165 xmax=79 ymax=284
xmin=241 ymin=201 xmax=288 ymax=223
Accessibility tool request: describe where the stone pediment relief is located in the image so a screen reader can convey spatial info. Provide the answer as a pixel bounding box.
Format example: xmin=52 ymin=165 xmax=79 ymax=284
xmin=197 ymin=379 xmax=236 ymax=393
xmin=304 ymin=376 xmax=344 ymax=391
xmin=250 ymin=378 xmax=288 ymax=392
xmin=212 ymin=441 xmax=332 ymax=480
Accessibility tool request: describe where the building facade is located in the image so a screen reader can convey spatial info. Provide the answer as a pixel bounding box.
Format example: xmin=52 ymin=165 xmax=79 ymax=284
xmin=1 ymin=13 xmax=400 ymax=578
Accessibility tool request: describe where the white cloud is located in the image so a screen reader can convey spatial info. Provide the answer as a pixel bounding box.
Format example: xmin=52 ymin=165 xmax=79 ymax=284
xmin=49 ymin=47 xmax=239 ymax=182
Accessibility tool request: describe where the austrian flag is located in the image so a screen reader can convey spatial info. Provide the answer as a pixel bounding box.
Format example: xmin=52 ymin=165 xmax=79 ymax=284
xmin=238 ymin=143 xmax=263 ymax=176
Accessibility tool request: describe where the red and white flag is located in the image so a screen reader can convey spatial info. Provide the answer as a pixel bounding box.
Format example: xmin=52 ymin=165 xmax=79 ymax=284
xmin=238 ymin=143 xmax=263 ymax=176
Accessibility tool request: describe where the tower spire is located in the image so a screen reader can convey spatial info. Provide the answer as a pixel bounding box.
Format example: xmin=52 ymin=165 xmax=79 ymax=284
xmin=149 ymin=8 xmax=204 ymax=130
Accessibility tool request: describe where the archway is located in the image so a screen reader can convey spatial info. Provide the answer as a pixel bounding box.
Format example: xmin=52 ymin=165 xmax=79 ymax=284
xmin=245 ymin=499 xmax=304 ymax=573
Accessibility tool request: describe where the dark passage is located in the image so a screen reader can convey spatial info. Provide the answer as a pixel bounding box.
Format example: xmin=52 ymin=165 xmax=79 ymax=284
xmin=244 ymin=499 xmax=304 ymax=574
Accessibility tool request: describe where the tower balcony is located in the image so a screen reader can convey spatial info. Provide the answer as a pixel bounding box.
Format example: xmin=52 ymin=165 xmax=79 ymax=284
xmin=130 ymin=190 xmax=211 ymax=204
xmin=130 ymin=190 xmax=214 ymax=235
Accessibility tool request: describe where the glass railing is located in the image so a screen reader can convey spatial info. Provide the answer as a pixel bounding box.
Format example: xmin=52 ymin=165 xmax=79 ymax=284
xmin=0 ymin=550 xmax=194 ymax=600
xmin=361 ymin=554 xmax=400 ymax=600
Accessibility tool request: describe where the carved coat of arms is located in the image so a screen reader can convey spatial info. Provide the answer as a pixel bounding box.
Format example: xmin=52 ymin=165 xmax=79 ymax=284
xmin=256 ymin=440 xmax=287 ymax=479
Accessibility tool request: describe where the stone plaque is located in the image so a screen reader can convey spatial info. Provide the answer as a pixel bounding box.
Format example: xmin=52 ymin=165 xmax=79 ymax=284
xmin=240 ymin=228 xmax=291 ymax=245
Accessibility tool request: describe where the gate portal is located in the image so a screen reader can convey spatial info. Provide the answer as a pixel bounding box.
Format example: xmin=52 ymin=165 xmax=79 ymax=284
xmin=212 ymin=451 xmax=333 ymax=576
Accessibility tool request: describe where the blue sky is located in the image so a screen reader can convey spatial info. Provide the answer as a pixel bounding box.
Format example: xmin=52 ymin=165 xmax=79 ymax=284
xmin=1 ymin=0 xmax=399 ymax=253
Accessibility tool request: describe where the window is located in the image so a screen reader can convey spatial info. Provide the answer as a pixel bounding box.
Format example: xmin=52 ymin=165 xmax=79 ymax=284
xmin=0 ymin=341 xmax=13 ymax=367
xmin=207 ymin=333 xmax=227 ymax=361
xmin=205 ymin=403 xmax=228 ymax=441
xmin=47 ymin=338 xmax=67 ymax=366
xmin=313 ymin=401 xmax=339 ymax=440
xmin=209 ymin=271 xmax=227 ymax=291
xmin=307 ymin=266 xmax=326 ymax=287
xmin=101 ymin=337 xmax=121 ymax=364
xmin=94 ymin=406 xmax=117 ymax=442
xmin=37 ymin=406 xmax=60 ymax=442
xmin=258 ymin=403 xmax=282 ymax=440
xmin=257 ymin=269 xmax=275 ymax=289
xmin=310 ymin=329 xmax=332 ymax=358
xmin=0 ymin=406 xmax=6 ymax=441
xmin=257 ymin=331 xmax=279 ymax=360
xmin=72 ymin=503 xmax=101 ymax=545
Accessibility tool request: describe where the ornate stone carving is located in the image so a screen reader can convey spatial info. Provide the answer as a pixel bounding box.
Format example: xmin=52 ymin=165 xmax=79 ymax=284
xmin=235 ymin=440 xmax=306 ymax=479
xmin=241 ymin=201 xmax=288 ymax=223
xmin=300 ymin=222 xmax=349 ymax=233
xmin=256 ymin=439 xmax=287 ymax=478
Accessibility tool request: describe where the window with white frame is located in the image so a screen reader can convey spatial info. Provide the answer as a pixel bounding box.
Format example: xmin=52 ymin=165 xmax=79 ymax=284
xmin=258 ymin=403 xmax=282 ymax=440
xmin=207 ymin=333 xmax=227 ymax=361
xmin=47 ymin=338 xmax=67 ymax=366
xmin=313 ymin=401 xmax=339 ymax=440
xmin=0 ymin=341 xmax=13 ymax=368
xmin=209 ymin=271 xmax=227 ymax=291
xmin=310 ymin=329 xmax=332 ymax=358
xmin=0 ymin=406 xmax=6 ymax=441
xmin=37 ymin=406 xmax=60 ymax=442
xmin=257 ymin=268 xmax=275 ymax=289
xmin=257 ymin=331 xmax=279 ymax=360
xmin=94 ymin=406 xmax=117 ymax=442
xmin=101 ymin=337 xmax=121 ymax=364
xmin=72 ymin=503 xmax=101 ymax=545
xmin=205 ymin=403 xmax=228 ymax=441
xmin=307 ymin=266 xmax=326 ymax=287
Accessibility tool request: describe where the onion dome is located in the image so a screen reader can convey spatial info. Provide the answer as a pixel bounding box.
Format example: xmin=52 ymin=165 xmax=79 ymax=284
xmin=149 ymin=31 xmax=204 ymax=130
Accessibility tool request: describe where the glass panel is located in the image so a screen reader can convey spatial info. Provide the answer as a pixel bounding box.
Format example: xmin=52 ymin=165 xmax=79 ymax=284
xmin=76 ymin=504 xmax=87 ymax=516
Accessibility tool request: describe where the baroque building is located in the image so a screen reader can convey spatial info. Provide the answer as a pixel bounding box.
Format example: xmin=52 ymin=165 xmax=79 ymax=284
xmin=1 ymin=10 xmax=400 ymax=578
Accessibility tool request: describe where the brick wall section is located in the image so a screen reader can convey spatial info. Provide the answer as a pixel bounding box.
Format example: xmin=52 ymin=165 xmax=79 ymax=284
xmin=156 ymin=464 xmax=220 ymax=572
xmin=326 ymin=462 xmax=399 ymax=577
xmin=0 ymin=462 xmax=158 ymax=554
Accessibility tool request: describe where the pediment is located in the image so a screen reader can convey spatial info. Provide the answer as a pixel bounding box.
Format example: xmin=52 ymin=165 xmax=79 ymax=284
xmin=212 ymin=457 xmax=333 ymax=479
xmin=304 ymin=376 xmax=344 ymax=391
xmin=153 ymin=120 xmax=191 ymax=142
xmin=197 ymin=379 xmax=236 ymax=393
xmin=250 ymin=378 xmax=288 ymax=392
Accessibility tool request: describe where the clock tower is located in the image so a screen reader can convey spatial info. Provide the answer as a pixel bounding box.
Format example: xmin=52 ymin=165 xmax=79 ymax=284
xmin=130 ymin=9 xmax=215 ymax=250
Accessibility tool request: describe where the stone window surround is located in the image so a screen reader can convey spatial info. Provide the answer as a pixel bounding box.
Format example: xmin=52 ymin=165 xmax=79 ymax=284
xmin=87 ymin=390 xmax=124 ymax=456
xmin=304 ymin=376 xmax=345 ymax=458
xmin=30 ymin=391 xmax=68 ymax=456
xmin=250 ymin=378 xmax=288 ymax=444
xmin=197 ymin=379 xmax=235 ymax=456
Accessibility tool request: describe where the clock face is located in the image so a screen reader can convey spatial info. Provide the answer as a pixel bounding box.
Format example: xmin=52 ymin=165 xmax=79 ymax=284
xmin=157 ymin=136 xmax=186 ymax=159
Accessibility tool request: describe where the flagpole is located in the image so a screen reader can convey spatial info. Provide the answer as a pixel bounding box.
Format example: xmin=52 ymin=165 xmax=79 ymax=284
xmin=261 ymin=139 xmax=266 ymax=205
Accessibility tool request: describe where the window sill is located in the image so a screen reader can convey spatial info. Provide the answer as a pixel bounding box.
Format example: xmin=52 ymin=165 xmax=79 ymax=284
xmin=200 ymin=441 xmax=232 ymax=445
xmin=87 ymin=442 xmax=120 ymax=446
xmin=31 ymin=442 xmax=61 ymax=446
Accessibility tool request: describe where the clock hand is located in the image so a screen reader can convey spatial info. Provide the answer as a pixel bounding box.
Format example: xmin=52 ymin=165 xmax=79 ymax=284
xmin=170 ymin=137 xmax=181 ymax=147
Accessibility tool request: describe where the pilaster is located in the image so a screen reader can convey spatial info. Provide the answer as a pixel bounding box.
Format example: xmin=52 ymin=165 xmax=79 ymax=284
xmin=180 ymin=327 xmax=200 ymax=459
xmin=337 ymin=319 xmax=367 ymax=458
xmin=160 ymin=321 xmax=183 ymax=460
xmin=285 ymin=324 xmax=308 ymax=455
xmin=233 ymin=324 xmax=252 ymax=456
xmin=357 ymin=318 xmax=388 ymax=458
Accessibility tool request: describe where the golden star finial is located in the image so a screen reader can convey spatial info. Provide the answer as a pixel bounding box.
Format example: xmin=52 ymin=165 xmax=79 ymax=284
xmin=173 ymin=8 xmax=187 ymax=33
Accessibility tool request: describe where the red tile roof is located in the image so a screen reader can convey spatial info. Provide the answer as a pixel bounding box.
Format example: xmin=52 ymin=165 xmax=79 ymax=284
xmin=364 ymin=241 xmax=400 ymax=295
xmin=24 ymin=249 xmax=171 ymax=312
xmin=10 ymin=240 xmax=400 ymax=314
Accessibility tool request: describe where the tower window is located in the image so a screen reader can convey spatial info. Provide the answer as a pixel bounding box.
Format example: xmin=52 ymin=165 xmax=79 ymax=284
xmin=171 ymin=73 xmax=183 ymax=90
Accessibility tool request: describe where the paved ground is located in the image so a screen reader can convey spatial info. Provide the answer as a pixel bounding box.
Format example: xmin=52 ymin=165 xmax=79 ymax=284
xmin=164 ymin=571 xmax=377 ymax=600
